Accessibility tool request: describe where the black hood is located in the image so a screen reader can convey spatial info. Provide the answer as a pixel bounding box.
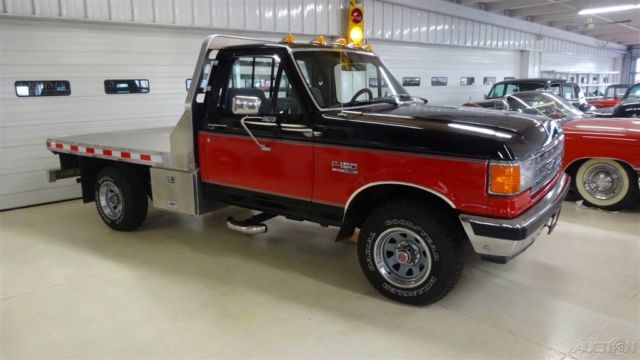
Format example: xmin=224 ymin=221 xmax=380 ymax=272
xmin=320 ymin=103 xmax=556 ymax=161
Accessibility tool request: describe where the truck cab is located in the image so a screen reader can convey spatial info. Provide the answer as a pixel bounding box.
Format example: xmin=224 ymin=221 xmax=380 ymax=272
xmin=47 ymin=35 xmax=569 ymax=305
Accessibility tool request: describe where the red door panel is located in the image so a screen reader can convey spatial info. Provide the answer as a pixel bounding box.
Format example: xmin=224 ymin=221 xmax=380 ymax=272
xmin=198 ymin=132 xmax=314 ymax=200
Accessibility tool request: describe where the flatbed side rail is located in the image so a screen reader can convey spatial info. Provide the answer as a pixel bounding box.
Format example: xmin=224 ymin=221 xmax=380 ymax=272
xmin=46 ymin=138 xmax=169 ymax=167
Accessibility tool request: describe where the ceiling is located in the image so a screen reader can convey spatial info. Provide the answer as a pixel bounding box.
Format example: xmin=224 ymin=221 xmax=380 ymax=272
xmin=449 ymin=0 xmax=640 ymax=46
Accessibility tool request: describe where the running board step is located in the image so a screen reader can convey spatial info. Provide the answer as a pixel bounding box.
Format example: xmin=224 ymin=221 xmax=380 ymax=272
xmin=226 ymin=213 xmax=277 ymax=235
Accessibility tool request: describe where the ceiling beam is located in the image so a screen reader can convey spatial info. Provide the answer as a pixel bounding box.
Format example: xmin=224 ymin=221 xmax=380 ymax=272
xmin=486 ymin=0 xmax=557 ymax=12
xmin=509 ymin=3 xmax=575 ymax=18
xmin=581 ymin=25 xmax=640 ymax=35
xmin=530 ymin=12 xmax=588 ymax=24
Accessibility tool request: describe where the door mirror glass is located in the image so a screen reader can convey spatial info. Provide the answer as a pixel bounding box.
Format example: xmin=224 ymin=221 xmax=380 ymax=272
xmin=232 ymin=95 xmax=262 ymax=115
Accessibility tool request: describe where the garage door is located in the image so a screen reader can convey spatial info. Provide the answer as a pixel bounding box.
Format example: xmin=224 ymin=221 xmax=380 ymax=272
xmin=0 ymin=19 xmax=206 ymax=210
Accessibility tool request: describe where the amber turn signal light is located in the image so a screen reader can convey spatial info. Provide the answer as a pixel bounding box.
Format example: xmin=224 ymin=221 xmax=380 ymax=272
xmin=489 ymin=163 xmax=521 ymax=195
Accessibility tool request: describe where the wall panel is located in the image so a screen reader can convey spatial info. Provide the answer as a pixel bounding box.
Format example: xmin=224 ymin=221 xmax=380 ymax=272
xmin=372 ymin=40 xmax=521 ymax=106
xmin=34 ymin=0 xmax=61 ymax=17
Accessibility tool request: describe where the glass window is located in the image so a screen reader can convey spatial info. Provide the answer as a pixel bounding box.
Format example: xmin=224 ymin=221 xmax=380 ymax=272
xmin=224 ymin=56 xmax=279 ymax=114
xmin=505 ymin=83 xmax=519 ymax=95
xmin=402 ymin=77 xmax=420 ymax=86
xmin=460 ymin=77 xmax=475 ymax=86
xmin=15 ymin=80 xmax=70 ymax=97
xmin=104 ymin=79 xmax=149 ymax=94
xmin=626 ymin=83 xmax=640 ymax=100
xmin=483 ymin=77 xmax=496 ymax=86
xmin=488 ymin=83 xmax=505 ymax=98
xmin=549 ymin=83 xmax=561 ymax=95
xmin=563 ymin=84 xmax=577 ymax=100
xmin=431 ymin=77 xmax=448 ymax=86
xmin=294 ymin=50 xmax=407 ymax=108
xmin=275 ymin=71 xmax=303 ymax=115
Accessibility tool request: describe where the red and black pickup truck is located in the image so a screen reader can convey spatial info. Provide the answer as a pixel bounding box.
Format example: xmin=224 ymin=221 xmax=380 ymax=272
xmin=47 ymin=34 xmax=569 ymax=305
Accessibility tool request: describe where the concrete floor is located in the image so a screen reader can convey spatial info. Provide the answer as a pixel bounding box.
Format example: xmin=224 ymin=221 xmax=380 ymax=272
xmin=0 ymin=200 xmax=638 ymax=359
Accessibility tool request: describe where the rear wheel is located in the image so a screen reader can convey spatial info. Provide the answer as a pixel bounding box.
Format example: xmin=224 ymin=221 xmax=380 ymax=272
xmin=575 ymin=158 xmax=639 ymax=211
xmin=95 ymin=166 xmax=148 ymax=231
xmin=357 ymin=201 xmax=463 ymax=305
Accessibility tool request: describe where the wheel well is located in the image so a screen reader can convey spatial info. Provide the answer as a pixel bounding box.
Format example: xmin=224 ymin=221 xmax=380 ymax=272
xmin=343 ymin=184 xmax=459 ymax=231
xmin=564 ymin=159 xmax=588 ymax=187
xmin=78 ymin=158 xmax=150 ymax=203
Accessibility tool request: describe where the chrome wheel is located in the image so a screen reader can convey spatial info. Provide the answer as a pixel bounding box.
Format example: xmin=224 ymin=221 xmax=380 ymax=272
xmin=98 ymin=181 xmax=123 ymax=220
xmin=373 ymin=227 xmax=432 ymax=289
xmin=583 ymin=163 xmax=622 ymax=200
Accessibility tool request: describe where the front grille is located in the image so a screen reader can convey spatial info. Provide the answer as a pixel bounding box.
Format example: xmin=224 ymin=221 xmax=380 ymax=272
xmin=532 ymin=138 xmax=563 ymax=194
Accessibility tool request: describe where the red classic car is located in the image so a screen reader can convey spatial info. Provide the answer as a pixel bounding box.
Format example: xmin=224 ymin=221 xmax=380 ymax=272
xmin=587 ymin=84 xmax=630 ymax=109
xmin=464 ymin=90 xmax=640 ymax=210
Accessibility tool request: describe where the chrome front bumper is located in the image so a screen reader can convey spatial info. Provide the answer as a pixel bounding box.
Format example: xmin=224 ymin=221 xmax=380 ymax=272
xmin=459 ymin=173 xmax=570 ymax=263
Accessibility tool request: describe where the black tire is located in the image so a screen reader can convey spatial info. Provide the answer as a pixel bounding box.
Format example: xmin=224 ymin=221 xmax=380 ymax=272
xmin=357 ymin=201 xmax=464 ymax=305
xmin=574 ymin=159 xmax=640 ymax=211
xmin=94 ymin=166 xmax=148 ymax=231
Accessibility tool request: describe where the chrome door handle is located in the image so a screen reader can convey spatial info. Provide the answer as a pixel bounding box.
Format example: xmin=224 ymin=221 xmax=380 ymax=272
xmin=240 ymin=116 xmax=271 ymax=152
xmin=207 ymin=123 xmax=227 ymax=130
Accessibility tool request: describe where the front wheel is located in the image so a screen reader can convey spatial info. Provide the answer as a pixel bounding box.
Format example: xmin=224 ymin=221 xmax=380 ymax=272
xmin=95 ymin=166 xmax=148 ymax=231
xmin=357 ymin=201 xmax=464 ymax=305
xmin=574 ymin=159 xmax=639 ymax=211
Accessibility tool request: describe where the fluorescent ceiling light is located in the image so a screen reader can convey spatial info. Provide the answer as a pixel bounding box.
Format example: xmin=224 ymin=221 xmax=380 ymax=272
xmin=578 ymin=3 xmax=640 ymax=15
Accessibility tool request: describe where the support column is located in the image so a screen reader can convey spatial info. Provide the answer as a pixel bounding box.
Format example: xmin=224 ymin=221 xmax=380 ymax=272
xmin=520 ymin=50 xmax=541 ymax=79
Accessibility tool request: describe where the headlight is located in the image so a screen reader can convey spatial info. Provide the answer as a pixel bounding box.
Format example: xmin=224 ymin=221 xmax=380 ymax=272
xmin=488 ymin=157 xmax=536 ymax=195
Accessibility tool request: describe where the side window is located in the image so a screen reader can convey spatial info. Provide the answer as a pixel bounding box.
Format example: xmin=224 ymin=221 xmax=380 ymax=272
xmin=505 ymin=83 xmax=519 ymax=95
xmin=549 ymin=83 xmax=561 ymax=95
xmin=489 ymin=83 xmax=505 ymax=98
xmin=563 ymin=84 xmax=576 ymax=100
xmin=224 ymin=56 xmax=279 ymax=115
xmin=275 ymin=71 xmax=303 ymax=115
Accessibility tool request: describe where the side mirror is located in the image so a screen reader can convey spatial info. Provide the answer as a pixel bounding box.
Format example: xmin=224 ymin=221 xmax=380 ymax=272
xmin=232 ymin=95 xmax=261 ymax=115
xmin=484 ymin=94 xmax=487 ymax=99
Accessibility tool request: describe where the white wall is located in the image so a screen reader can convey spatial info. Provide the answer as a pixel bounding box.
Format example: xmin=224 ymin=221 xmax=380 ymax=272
xmin=541 ymin=53 xmax=616 ymax=73
xmin=372 ymin=41 xmax=520 ymax=105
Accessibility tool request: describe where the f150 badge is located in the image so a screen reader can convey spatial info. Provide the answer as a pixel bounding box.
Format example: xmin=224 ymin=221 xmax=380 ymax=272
xmin=331 ymin=161 xmax=358 ymax=174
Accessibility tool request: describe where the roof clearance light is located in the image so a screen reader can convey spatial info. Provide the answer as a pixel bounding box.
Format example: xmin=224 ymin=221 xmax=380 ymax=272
xmin=334 ymin=38 xmax=348 ymax=46
xmin=311 ymin=35 xmax=326 ymax=45
xmin=281 ymin=33 xmax=296 ymax=44
xmin=362 ymin=44 xmax=373 ymax=51
xmin=578 ymin=3 xmax=640 ymax=15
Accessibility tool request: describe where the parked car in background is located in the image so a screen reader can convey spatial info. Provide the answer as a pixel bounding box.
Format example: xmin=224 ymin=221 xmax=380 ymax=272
xmin=477 ymin=78 xmax=590 ymax=111
xmin=587 ymin=84 xmax=630 ymax=109
xmin=464 ymin=90 xmax=640 ymax=210
xmin=611 ymin=82 xmax=640 ymax=118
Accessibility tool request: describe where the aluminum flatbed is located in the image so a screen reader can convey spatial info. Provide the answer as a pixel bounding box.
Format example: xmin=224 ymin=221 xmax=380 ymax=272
xmin=46 ymin=127 xmax=173 ymax=168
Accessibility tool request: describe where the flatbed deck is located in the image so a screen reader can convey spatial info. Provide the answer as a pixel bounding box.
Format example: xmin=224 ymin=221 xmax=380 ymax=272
xmin=46 ymin=127 xmax=173 ymax=167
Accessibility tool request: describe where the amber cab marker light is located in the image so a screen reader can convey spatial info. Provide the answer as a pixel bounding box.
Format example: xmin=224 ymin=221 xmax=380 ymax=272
xmin=311 ymin=35 xmax=326 ymax=45
xmin=489 ymin=163 xmax=521 ymax=195
xmin=362 ymin=44 xmax=373 ymax=51
xmin=281 ymin=33 xmax=296 ymax=44
xmin=334 ymin=38 xmax=348 ymax=46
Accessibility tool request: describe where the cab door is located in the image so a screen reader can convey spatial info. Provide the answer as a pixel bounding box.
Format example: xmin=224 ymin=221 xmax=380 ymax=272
xmin=198 ymin=49 xmax=314 ymax=218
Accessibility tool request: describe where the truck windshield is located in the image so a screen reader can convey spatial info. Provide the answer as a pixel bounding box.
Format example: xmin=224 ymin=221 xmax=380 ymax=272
xmin=293 ymin=50 xmax=409 ymax=109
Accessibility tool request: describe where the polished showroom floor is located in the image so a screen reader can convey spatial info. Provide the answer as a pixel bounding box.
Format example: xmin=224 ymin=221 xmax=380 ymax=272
xmin=1 ymin=199 xmax=638 ymax=359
